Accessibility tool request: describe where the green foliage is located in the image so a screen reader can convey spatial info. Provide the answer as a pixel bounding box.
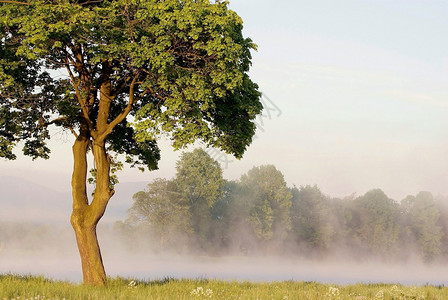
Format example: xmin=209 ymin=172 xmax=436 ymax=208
xmin=88 ymin=155 xmax=124 ymax=194
xmin=401 ymin=192 xmax=443 ymax=262
xmin=175 ymin=148 xmax=225 ymax=208
xmin=0 ymin=0 xmax=261 ymax=166
xmin=0 ymin=106 xmax=19 ymax=159
xmin=0 ymin=19 xmax=54 ymax=160
xmin=240 ymin=165 xmax=292 ymax=244
xmin=290 ymin=185 xmax=334 ymax=252
xmin=174 ymin=148 xmax=225 ymax=248
xmin=127 ymin=178 xmax=192 ymax=249
xmin=124 ymin=149 xmax=225 ymax=251
xmin=349 ymin=189 xmax=401 ymax=257
xmin=208 ymin=179 xmax=255 ymax=252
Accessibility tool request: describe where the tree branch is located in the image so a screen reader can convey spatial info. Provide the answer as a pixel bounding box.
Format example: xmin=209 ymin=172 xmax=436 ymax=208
xmin=111 ymin=74 xmax=133 ymax=99
xmin=87 ymin=142 xmax=115 ymax=224
xmin=71 ymin=120 xmax=90 ymax=211
xmin=100 ymin=72 xmax=141 ymax=140
xmin=78 ymin=0 xmax=104 ymax=5
xmin=38 ymin=116 xmax=69 ymax=129
xmin=63 ymin=59 xmax=94 ymax=135
xmin=0 ymin=0 xmax=32 ymax=5
xmin=68 ymin=126 xmax=79 ymax=139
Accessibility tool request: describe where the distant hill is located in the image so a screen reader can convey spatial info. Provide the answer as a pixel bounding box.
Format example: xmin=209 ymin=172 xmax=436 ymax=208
xmin=0 ymin=176 xmax=70 ymax=223
xmin=0 ymin=176 xmax=148 ymax=224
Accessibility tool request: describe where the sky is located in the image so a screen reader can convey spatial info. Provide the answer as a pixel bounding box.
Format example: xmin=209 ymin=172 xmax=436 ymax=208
xmin=1 ymin=0 xmax=448 ymax=201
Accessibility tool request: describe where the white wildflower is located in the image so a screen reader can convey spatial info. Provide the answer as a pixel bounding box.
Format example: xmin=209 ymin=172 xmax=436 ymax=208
xmin=191 ymin=286 xmax=203 ymax=296
xmin=191 ymin=286 xmax=213 ymax=298
xmin=390 ymin=285 xmax=403 ymax=297
xmin=204 ymin=289 xmax=213 ymax=297
xmin=391 ymin=285 xmax=399 ymax=292
xmin=374 ymin=290 xmax=384 ymax=300
xmin=325 ymin=286 xmax=341 ymax=300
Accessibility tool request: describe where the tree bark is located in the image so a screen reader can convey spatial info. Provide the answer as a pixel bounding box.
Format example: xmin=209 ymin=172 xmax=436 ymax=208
xmin=71 ymin=220 xmax=106 ymax=285
xmin=70 ymin=120 xmax=113 ymax=286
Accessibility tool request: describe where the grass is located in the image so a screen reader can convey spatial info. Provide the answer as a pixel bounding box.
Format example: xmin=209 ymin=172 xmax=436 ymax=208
xmin=0 ymin=274 xmax=447 ymax=299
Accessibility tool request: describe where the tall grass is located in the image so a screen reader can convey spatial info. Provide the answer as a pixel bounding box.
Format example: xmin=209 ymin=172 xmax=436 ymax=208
xmin=0 ymin=274 xmax=447 ymax=299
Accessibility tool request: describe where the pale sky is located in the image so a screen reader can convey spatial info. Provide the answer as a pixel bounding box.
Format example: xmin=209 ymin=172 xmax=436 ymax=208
xmin=1 ymin=0 xmax=448 ymax=201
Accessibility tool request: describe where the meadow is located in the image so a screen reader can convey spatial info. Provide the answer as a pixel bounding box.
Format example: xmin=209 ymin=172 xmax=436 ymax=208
xmin=1 ymin=274 xmax=447 ymax=300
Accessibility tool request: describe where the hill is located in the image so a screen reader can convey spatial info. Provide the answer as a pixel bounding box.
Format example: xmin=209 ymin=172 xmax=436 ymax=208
xmin=0 ymin=176 xmax=147 ymax=224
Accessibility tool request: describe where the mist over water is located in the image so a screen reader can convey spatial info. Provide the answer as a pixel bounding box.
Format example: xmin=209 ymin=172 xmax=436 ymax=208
xmin=101 ymin=254 xmax=447 ymax=286
xmin=1 ymin=175 xmax=448 ymax=286
xmin=0 ymin=224 xmax=446 ymax=286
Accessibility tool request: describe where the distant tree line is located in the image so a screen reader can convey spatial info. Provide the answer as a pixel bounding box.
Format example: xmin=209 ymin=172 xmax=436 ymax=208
xmin=115 ymin=149 xmax=448 ymax=263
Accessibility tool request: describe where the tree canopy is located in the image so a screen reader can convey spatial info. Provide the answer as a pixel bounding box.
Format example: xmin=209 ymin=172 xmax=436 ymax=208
xmin=0 ymin=0 xmax=262 ymax=164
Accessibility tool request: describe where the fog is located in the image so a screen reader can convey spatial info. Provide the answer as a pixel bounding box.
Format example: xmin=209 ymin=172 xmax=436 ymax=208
xmin=0 ymin=223 xmax=446 ymax=286
xmin=1 ymin=176 xmax=448 ymax=286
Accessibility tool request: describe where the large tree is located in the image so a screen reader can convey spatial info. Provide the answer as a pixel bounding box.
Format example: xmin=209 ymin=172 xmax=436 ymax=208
xmin=0 ymin=0 xmax=262 ymax=285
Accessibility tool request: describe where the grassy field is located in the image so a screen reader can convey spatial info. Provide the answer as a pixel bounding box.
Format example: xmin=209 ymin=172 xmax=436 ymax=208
xmin=0 ymin=274 xmax=447 ymax=300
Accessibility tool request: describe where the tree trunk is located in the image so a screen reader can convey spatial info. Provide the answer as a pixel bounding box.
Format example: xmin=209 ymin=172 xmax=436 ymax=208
xmin=71 ymin=218 xmax=106 ymax=285
xmin=70 ymin=121 xmax=113 ymax=286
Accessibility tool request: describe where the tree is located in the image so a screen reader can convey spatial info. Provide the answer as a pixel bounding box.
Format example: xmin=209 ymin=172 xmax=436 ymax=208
xmin=0 ymin=0 xmax=261 ymax=285
xmin=401 ymin=191 xmax=443 ymax=262
xmin=289 ymin=185 xmax=334 ymax=253
xmin=240 ymin=165 xmax=292 ymax=250
xmin=435 ymin=196 xmax=448 ymax=259
xmin=349 ymin=189 xmax=400 ymax=258
xmin=174 ymin=148 xmax=225 ymax=249
xmin=127 ymin=178 xmax=192 ymax=250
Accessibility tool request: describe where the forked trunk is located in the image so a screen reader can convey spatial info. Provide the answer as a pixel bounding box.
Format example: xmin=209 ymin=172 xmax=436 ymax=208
xmin=70 ymin=121 xmax=113 ymax=286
